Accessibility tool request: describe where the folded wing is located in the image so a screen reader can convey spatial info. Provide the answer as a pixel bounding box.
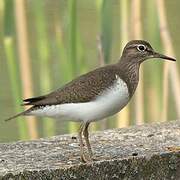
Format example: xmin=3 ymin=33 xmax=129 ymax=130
xmin=22 ymin=65 xmax=117 ymax=106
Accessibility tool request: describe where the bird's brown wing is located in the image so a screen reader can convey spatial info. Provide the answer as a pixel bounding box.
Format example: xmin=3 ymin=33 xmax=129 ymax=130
xmin=23 ymin=65 xmax=118 ymax=106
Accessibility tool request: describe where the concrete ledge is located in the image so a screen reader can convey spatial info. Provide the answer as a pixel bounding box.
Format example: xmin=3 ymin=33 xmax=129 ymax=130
xmin=0 ymin=120 xmax=180 ymax=179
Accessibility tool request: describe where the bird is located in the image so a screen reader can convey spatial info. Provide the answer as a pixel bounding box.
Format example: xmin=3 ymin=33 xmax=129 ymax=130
xmin=5 ymin=40 xmax=176 ymax=162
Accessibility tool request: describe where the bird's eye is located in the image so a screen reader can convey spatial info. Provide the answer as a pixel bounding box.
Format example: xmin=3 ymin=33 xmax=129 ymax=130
xmin=137 ymin=44 xmax=146 ymax=52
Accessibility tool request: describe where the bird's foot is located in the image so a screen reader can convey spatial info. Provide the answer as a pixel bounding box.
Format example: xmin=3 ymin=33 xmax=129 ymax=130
xmin=166 ymin=146 xmax=180 ymax=152
xmin=80 ymin=153 xmax=93 ymax=163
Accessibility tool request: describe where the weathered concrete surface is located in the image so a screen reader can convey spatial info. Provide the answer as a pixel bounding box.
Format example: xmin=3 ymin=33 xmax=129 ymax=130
xmin=0 ymin=120 xmax=180 ymax=180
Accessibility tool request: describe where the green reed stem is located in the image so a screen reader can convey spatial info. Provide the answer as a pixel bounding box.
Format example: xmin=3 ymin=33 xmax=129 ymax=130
xmin=67 ymin=0 xmax=79 ymax=133
xmin=32 ymin=0 xmax=55 ymax=137
xmin=68 ymin=0 xmax=77 ymax=75
xmin=144 ymin=0 xmax=162 ymax=122
xmin=4 ymin=37 xmax=28 ymax=139
xmin=100 ymin=0 xmax=112 ymax=64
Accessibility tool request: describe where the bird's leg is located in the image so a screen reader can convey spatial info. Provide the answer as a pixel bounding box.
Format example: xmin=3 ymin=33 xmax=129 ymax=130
xmin=78 ymin=123 xmax=89 ymax=162
xmin=83 ymin=122 xmax=93 ymax=159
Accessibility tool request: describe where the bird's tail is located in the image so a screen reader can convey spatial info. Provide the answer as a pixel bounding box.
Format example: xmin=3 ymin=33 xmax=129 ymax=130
xmin=4 ymin=111 xmax=27 ymax=122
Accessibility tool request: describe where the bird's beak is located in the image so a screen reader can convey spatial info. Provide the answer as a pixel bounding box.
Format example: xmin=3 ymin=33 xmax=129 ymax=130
xmin=152 ymin=51 xmax=176 ymax=61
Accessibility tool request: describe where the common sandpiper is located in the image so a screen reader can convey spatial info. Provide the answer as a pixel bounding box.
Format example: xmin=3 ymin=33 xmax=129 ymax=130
xmin=5 ymin=40 xmax=176 ymax=162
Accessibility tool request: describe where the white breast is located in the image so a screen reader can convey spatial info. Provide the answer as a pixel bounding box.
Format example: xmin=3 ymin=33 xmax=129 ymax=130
xmin=29 ymin=75 xmax=130 ymax=123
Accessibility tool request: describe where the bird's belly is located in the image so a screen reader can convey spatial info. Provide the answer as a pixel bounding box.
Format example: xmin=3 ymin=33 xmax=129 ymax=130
xmin=30 ymin=77 xmax=130 ymax=122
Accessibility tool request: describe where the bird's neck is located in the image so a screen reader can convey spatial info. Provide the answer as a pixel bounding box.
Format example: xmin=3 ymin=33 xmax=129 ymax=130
xmin=117 ymin=57 xmax=140 ymax=97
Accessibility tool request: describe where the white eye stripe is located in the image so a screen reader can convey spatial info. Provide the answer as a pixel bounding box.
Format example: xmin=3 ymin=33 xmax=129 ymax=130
xmin=137 ymin=44 xmax=146 ymax=52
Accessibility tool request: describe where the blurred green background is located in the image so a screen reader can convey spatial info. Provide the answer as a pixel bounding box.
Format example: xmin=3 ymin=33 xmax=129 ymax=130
xmin=0 ymin=0 xmax=179 ymax=142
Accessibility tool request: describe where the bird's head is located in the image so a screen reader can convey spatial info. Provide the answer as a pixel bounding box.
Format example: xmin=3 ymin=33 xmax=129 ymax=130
xmin=121 ymin=40 xmax=176 ymax=64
